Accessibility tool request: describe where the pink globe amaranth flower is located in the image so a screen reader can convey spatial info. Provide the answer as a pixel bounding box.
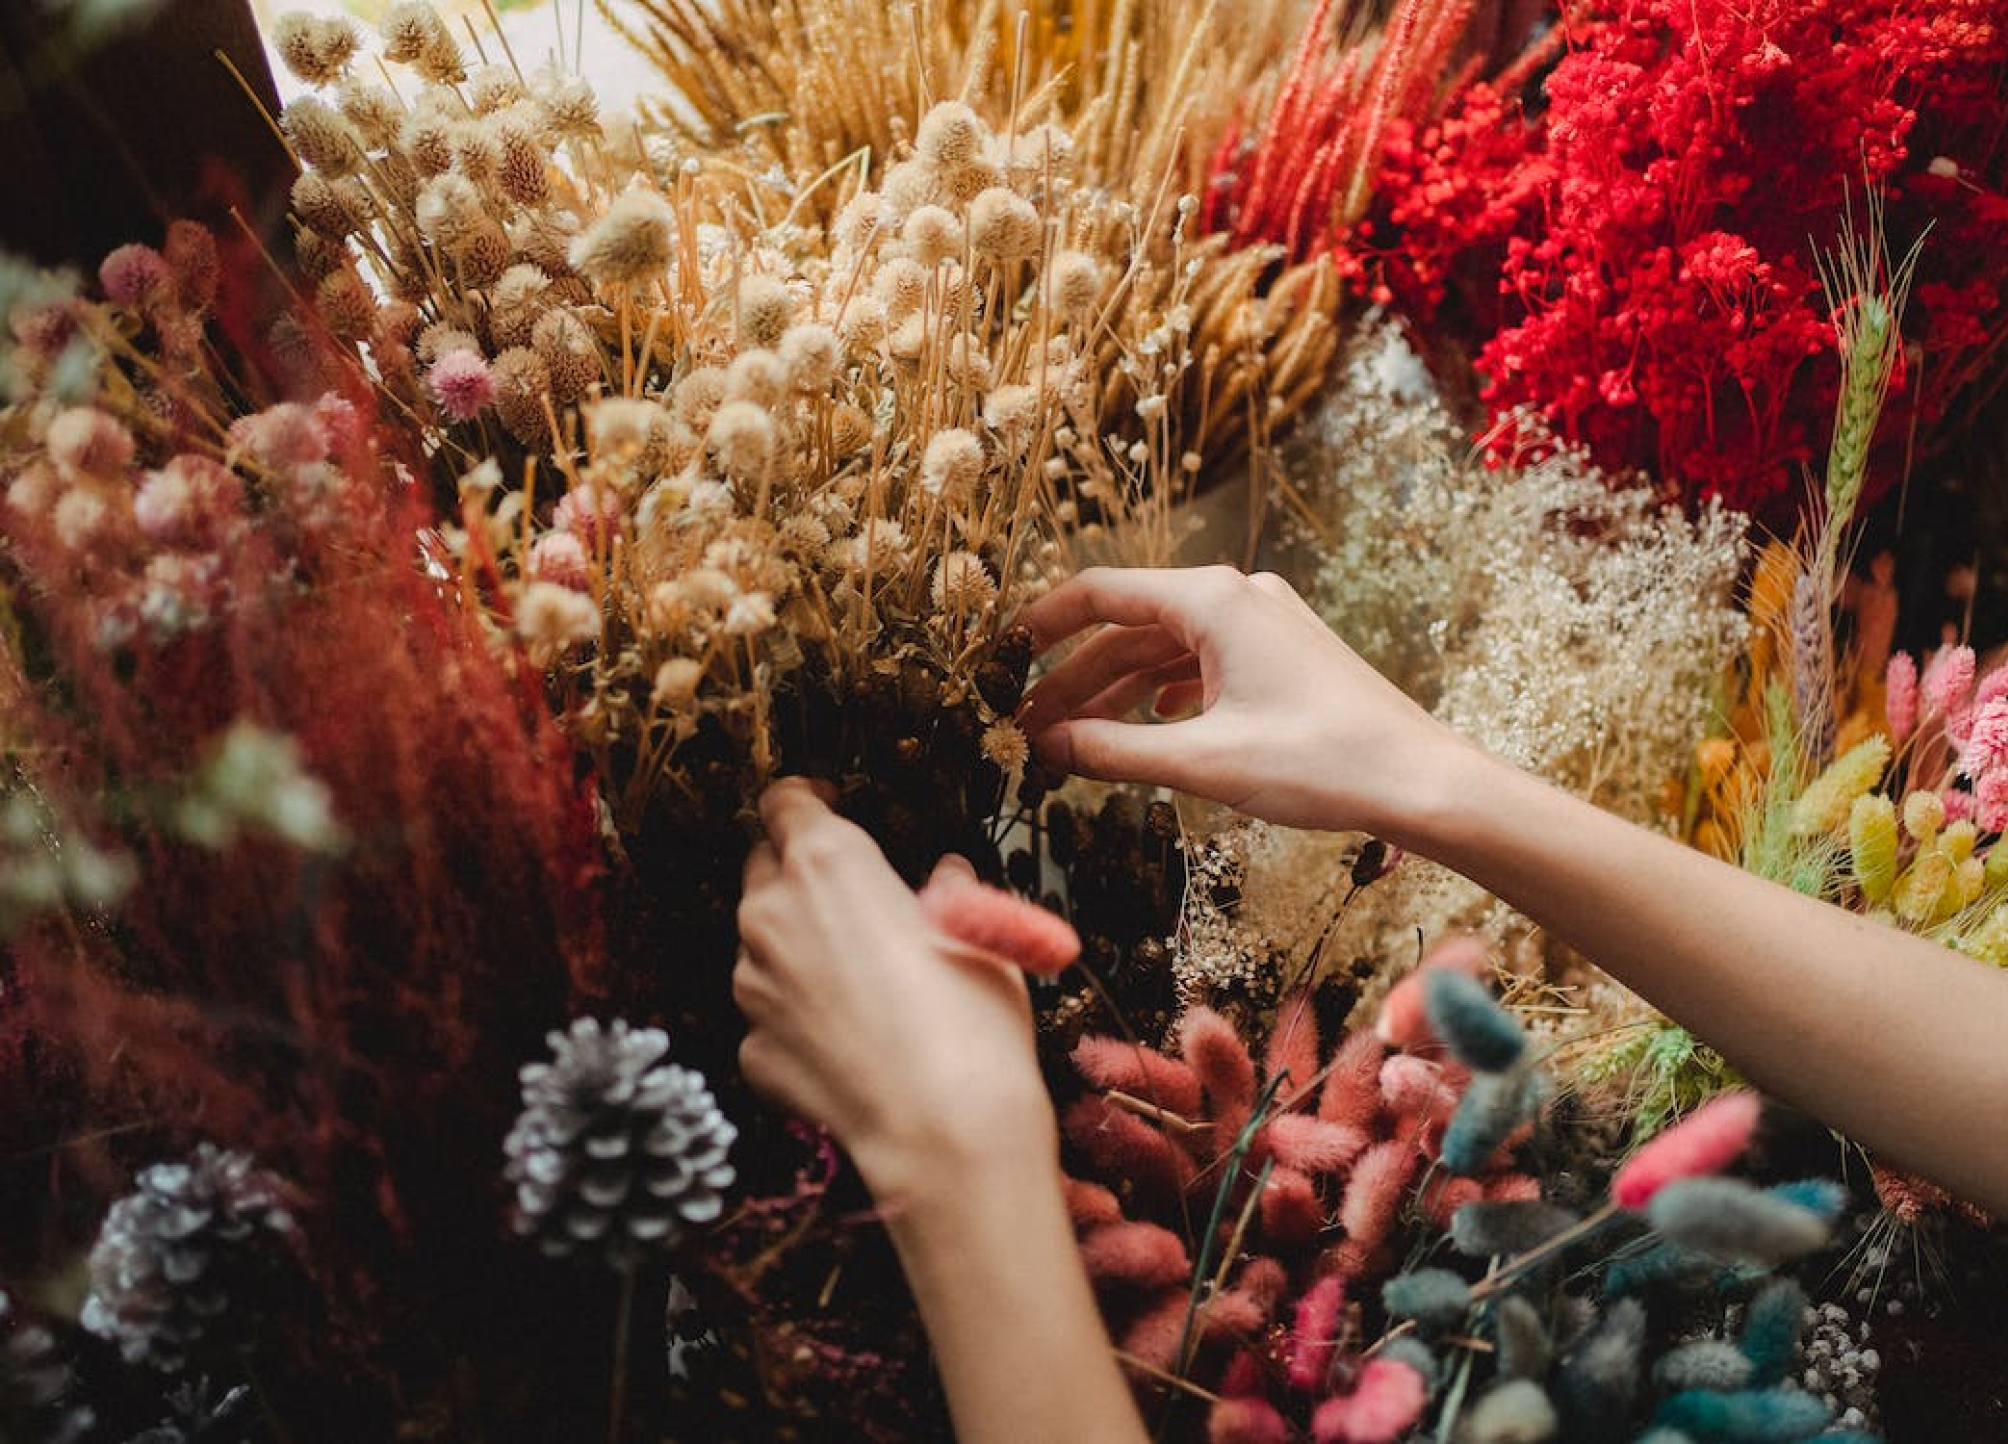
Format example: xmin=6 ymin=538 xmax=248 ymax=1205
xmin=428 ymin=349 xmax=496 ymax=421
xmin=1885 ymin=652 xmax=1918 ymax=743
xmin=552 ymin=482 xmax=623 ymax=547
xmin=1942 ymin=786 xmax=1978 ymax=827
xmin=1309 ymin=1358 xmax=1427 ymax=1444
xmin=99 ymin=243 xmax=172 ymax=311
xmin=1611 ymin=1089 xmax=1761 ymax=1209
xmin=528 ymin=531 xmax=591 ymax=591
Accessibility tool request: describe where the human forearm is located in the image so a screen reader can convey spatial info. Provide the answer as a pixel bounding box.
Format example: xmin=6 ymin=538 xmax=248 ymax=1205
xmin=868 ymin=1130 xmax=1148 ymax=1444
xmin=1395 ymin=741 xmax=2008 ymax=1216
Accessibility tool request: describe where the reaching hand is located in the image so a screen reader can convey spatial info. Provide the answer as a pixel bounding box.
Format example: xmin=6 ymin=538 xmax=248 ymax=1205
xmin=1015 ymin=566 xmax=1460 ymax=835
xmin=733 ymin=779 xmax=1054 ymax=1198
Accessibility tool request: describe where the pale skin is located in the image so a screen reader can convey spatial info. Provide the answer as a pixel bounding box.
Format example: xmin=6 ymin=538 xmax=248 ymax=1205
xmin=734 ymin=563 xmax=2008 ymax=1440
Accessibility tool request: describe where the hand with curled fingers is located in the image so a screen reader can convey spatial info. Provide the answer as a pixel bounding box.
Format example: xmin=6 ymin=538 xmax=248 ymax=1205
xmin=1015 ymin=565 xmax=1466 ymax=837
xmin=733 ymin=779 xmax=1058 ymax=1199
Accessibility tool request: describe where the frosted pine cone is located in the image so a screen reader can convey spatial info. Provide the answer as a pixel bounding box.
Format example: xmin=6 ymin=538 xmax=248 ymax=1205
xmin=504 ymin=1018 xmax=736 ymax=1270
xmin=0 ymin=1290 xmax=92 ymax=1444
xmin=79 ymin=1145 xmax=295 ymax=1373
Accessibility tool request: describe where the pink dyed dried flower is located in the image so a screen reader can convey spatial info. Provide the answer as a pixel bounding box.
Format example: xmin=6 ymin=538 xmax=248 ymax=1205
xmin=1077 ymin=1220 xmax=1189 ymax=1290
xmin=427 ymin=350 xmax=495 ymax=422
xmin=1337 ymin=1138 xmax=1416 ymax=1256
xmin=1610 ymin=1089 xmax=1762 ymax=1209
xmin=1309 ymin=1356 xmax=1427 ymax=1444
xmin=528 ymin=531 xmax=591 ymax=591
xmin=1976 ymin=768 xmax=2008 ymax=833
xmin=916 ymin=867 xmax=1079 ymax=975
xmin=1069 ymin=1037 xmax=1202 ymax=1116
xmin=1182 ymin=1006 xmax=1258 ymax=1115
xmin=1287 ymin=1273 xmax=1346 ymax=1394
xmin=1960 ymin=695 xmax=2008 ymax=780
xmin=1923 ymin=645 xmax=1977 ymax=725
xmin=99 ymin=244 xmax=172 ymax=311
xmin=1885 ymin=652 xmax=1919 ymax=743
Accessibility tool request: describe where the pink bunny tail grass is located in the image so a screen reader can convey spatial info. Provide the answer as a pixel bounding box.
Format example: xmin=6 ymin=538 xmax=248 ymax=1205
xmin=1120 ymin=1292 xmax=1191 ymax=1374
xmin=1182 ymin=1004 xmax=1259 ymax=1113
xmin=1419 ymin=1174 xmax=1485 ymax=1227
xmin=1379 ymin=1054 xmax=1458 ymax=1120
xmin=1375 ymin=933 xmax=1491 ymax=1049
xmin=1485 ymin=1171 xmax=1543 ymax=1202
xmin=1062 ymin=1096 xmax=1197 ymax=1198
xmin=1288 ymin=1273 xmax=1347 ymax=1394
xmin=1611 ymin=1089 xmax=1763 ymax=1209
xmin=1339 ymin=1138 xmax=1418 ymax=1253
xmin=1310 ymin=1358 xmax=1428 ymax=1444
xmin=1209 ymin=1397 xmax=1292 ymax=1444
xmin=919 ymin=869 xmax=1081 ymax=974
xmin=1265 ymin=988 xmax=1321 ymax=1102
xmin=1071 ymin=1035 xmax=1204 ymax=1116
xmin=1259 ymin=1165 xmax=1326 ymax=1245
xmin=1266 ymin=1114 xmax=1370 ymax=1174
xmin=1885 ymin=652 xmax=1919 ymax=743
xmin=1062 ymin=1177 xmax=1124 ymax=1229
xmin=1079 ymin=1220 xmax=1192 ymax=1290
xmin=1319 ymin=1028 xmax=1387 ymax=1132
xmin=1203 ymin=1259 xmax=1287 ymax=1342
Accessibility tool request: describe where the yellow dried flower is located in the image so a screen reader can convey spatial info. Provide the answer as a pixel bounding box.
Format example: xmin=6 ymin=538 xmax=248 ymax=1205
xmin=1848 ymin=793 xmax=1898 ymax=904
xmin=273 ymin=12 xmax=360 ymax=86
xmin=736 ymin=275 xmax=795 ymax=349
xmin=1985 ymin=842 xmax=2008 ymax=893
xmin=1902 ymin=789 xmax=1945 ymax=845
xmin=1789 ymin=735 xmax=1890 ymax=836
xmin=568 ymin=187 xmax=676 ymax=287
xmin=1957 ymin=854 xmax=1986 ymax=908
xmin=1892 ymin=848 xmax=1962 ymax=927
xmin=1958 ymin=901 xmax=2008 ymax=967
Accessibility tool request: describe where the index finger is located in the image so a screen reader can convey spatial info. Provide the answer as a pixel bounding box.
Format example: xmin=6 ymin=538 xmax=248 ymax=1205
xmin=1014 ymin=566 xmax=1238 ymax=655
xmin=757 ymin=776 xmax=842 ymax=850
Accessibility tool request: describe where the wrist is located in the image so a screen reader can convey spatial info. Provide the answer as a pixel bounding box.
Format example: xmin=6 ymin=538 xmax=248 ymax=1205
xmin=1359 ymin=729 xmax=1514 ymax=858
xmin=848 ymin=1073 xmax=1060 ymax=1217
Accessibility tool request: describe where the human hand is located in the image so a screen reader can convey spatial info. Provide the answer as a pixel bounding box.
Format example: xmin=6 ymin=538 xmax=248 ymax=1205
xmin=1015 ymin=566 xmax=1465 ymax=837
xmin=733 ymin=780 xmax=1056 ymax=1200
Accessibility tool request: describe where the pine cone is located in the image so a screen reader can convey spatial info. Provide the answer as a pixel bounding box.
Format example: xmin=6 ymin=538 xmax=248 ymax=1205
xmin=504 ymin=1018 xmax=737 ymax=1270
xmin=79 ymin=1144 xmax=295 ymax=1373
xmin=0 ymin=1290 xmax=93 ymax=1444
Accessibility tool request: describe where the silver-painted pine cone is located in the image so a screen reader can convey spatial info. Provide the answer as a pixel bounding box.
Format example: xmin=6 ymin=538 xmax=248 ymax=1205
xmin=504 ymin=1018 xmax=736 ymax=1270
xmin=79 ymin=1145 xmax=295 ymax=1373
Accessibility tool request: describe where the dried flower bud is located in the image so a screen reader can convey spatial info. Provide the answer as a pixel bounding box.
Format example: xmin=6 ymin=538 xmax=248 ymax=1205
xmin=916 ymin=101 xmax=984 ymax=168
xmin=468 ymin=65 xmax=527 ymax=115
xmin=569 ymin=187 xmax=675 ymax=287
xmin=706 ymin=400 xmax=776 ymax=478
xmin=163 ymin=220 xmax=218 ymax=312
xmin=931 ymin=551 xmax=996 ymax=612
xmin=836 ymin=293 xmax=888 ymax=351
xmin=532 ymin=307 xmax=599 ymax=404
xmin=495 ymin=113 xmax=551 ymax=206
xmin=903 ymin=204 xmax=963 ymax=267
xmin=920 ymin=428 xmax=983 ymax=498
xmin=943 ymin=332 xmax=992 ymax=390
xmin=491 ymin=346 xmax=553 ymax=444
xmin=529 ymin=530 xmax=591 ymax=590
xmin=416 ymin=323 xmax=481 ymax=366
xmin=1901 ymin=788 xmax=1945 ymax=844
xmin=969 ymin=187 xmax=1042 ymax=260
xmin=516 ymin=580 xmax=600 ymax=662
xmin=939 ymin=161 xmax=1002 ymax=206
xmin=316 ymin=267 xmax=378 ymax=341
xmin=829 ymin=401 xmax=874 ymax=455
xmin=1049 ymin=249 xmax=1102 ymax=316
xmin=537 ymin=70 xmax=601 ymax=138
xmin=401 ymin=108 xmax=455 ymax=176
xmin=673 ymin=367 xmax=728 ymax=431
xmin=416 ymin=172 xmax=485 ymax=249
xmin=723 ymin=349 xmax=786 ymax=409
xmin=98 ymin=243 xmax=172 ymax=314
xmin=1790 ymin=735 xmax=1890 ymax=837
xmin=272 ymin=11 xmax=360 ymax=86
xmin=381 ymin=2 xmax=465 ymax=83
xmin=45 ymin=407 xmax=134 ymax=479
xmin=873 ymin=257 xmax=928 ymax=320
xmin=833 ymin=192 xmax=891 ymax=251
xmin=778 ymin=322 xmax=840 ymax=392
xmin=735 ymin=274 xmax=794 ymax=349
xmin=291 ymin=172 xmax=371 ymax=239
xmin=335 ymin=79 xmax=401 ymax=148
xmin=282 ymin=96 xmax=365 ymax=176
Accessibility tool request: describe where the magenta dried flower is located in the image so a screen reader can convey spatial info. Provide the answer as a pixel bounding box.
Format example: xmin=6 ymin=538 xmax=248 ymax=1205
xmin=428 ymin=349 xmax=496 ymax=422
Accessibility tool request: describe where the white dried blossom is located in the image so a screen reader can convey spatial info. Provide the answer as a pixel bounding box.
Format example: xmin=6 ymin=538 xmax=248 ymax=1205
xmin=569 ymin=187 xmax=675 ymax=287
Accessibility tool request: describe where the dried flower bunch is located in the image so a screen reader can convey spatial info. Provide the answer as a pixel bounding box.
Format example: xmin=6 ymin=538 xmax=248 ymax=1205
xmin=604 ymin=0 xmax=1343 ymax=481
